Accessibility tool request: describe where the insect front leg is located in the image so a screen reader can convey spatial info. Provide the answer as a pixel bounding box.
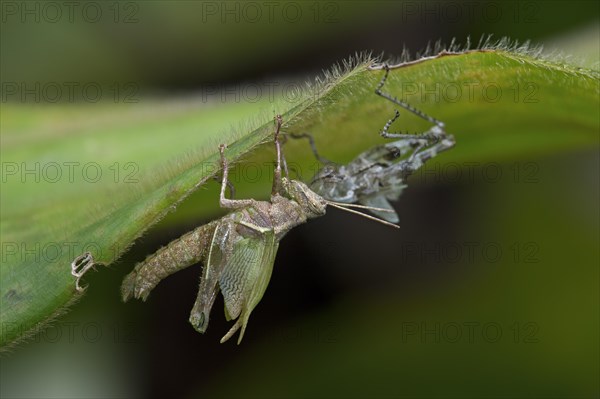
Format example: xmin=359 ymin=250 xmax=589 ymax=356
xmin=380 ymin=109 xmax=446 ymax=141
xmin=408 ymin=134 xmax=456 ymax=165
xmin=212 ymin=175 xmax=236 ymax=198
xmin=288 ymin=132 xmax=333 ymax=165
xmin=379 ymin=109 xmax=454 ymax=165
xmin=375 ymin=63 xmax=446 ymax=132
xmin=218 ymin=144 xmax=256 ymax=209
xmin=375 ymin=63 xmax=449 ymax=143
xmin=271 ymin=114 xmax=286 ymax=196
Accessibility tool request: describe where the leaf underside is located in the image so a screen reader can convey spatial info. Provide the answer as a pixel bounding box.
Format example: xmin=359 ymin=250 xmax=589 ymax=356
xmin=1 ymin=44 xmax=598 ymax=349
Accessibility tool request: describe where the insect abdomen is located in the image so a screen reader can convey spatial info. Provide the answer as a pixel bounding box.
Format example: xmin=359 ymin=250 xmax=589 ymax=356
xmin=121 ymin=221 xmax=218 ymax=302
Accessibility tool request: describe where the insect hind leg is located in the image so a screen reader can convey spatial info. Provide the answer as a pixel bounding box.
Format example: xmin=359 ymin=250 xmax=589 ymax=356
xmin=189 ymin=219 xmax=235 ymax=334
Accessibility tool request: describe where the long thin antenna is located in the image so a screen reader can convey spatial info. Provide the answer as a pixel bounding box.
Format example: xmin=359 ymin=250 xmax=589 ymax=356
xmin=326 ymin=202 xmax=400 ymax=229
xmin=325 ymin=200 xmax=395 ymax=213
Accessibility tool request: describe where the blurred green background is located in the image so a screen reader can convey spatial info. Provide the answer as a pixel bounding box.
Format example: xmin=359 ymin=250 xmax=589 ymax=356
xmin=1 ymin=1 xmax=598 ymax=398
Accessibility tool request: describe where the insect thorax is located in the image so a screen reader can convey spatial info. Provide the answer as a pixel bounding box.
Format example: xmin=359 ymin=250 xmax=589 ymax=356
xmin=282 ymin=179 xmax=327 ymax=220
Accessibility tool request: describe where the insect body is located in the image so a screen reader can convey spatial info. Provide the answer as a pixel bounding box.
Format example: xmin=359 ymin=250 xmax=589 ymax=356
xmin=295 ymin=64 xmax=456 ymax=223
xmin=306 ymin=126 xmax=455 ymax=223
xmin=122 ymin=116 xmax=395 ymax=344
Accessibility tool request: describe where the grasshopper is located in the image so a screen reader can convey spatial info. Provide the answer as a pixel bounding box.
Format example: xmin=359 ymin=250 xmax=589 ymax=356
xmin=121 ymin=116 xmax=397 ymax=344
xmin=292 ymin=64 xmax=456 ymax=223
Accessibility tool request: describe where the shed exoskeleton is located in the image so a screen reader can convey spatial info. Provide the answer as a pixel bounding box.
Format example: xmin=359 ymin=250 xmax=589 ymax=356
xmin=292 ymin=63 xmax=456 ymax=223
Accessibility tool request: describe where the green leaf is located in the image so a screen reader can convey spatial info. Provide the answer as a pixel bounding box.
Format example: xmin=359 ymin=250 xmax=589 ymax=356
xmin=1 ymin=45 xmax=598 ymax=349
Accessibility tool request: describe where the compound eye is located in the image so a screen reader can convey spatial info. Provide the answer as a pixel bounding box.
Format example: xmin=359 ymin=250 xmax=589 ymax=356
xmin=321 ymin=165 xmax=335 ymax=174
xmin=323 ymin=165 xmax=345 ymax=179
xmin=311 ymin=167 xmax=331 ymax=182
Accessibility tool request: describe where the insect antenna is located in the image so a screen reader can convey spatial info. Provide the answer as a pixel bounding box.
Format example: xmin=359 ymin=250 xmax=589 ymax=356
xmin=325 ymin=201 xmax=400 ymax=229
xmin=325 ymin=200 xmax=395 ymax=213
